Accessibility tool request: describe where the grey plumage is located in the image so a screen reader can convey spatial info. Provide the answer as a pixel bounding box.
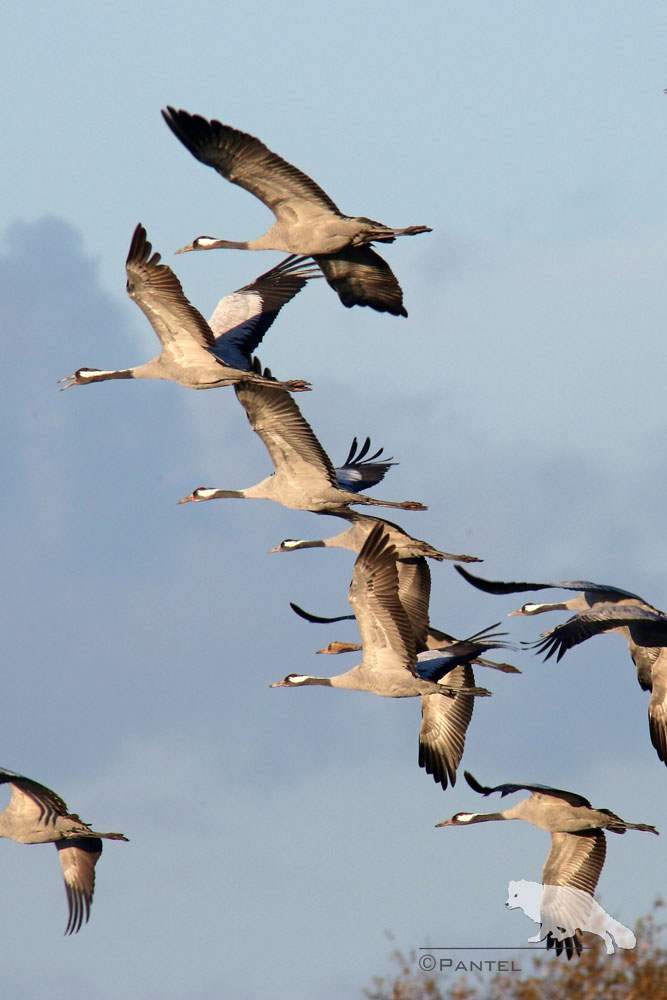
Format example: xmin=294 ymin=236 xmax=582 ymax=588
xmin=270 ymin=508 xmax=481 ymax=563
xmin=270 ymin=525 xmax=483 ymax=696
xmin=282 ymin=522 xmax=515 ymax=675
xmin=59 ymin=224 xmax=311 ymax=392
xmin=270 ymin=525 xmax=498 ymax=789
xmin=437 ymin=771 xmax=658 ymax=958
xmin=162 ymin=107 xmax=431 ymax=316
xmin=289 ymin=603 xmax=519 ymax=672
xmin=415 ymin=632 xmax=517 ymax=790
xmin=206 ymin=254 xmax=319 ymax=369
xmin=290 ymin=611 xmax=518 ymax=791
xmin=178 ymin=382 xmax=427 ymax=514
xmin=282 ymin=519 xmax=518 ymax=790
xmin=454 ymin=565 xmax=658 ymax=616
xmin=0 ymin=768 xmax=127 ymax=934
xmin=530 ymin=604 xmax=667 ymax=764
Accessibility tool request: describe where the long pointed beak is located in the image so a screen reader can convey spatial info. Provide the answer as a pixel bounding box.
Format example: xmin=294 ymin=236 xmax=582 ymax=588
xmin=489 ymin=662 xmax=521 ymax=674
xmin=508 ymin=609 xmax=523 ymax=617
xmin=269 ymin=680 xmax=288 ymax=688
xmin=57 ymin=376 xmax=77 ymax=390
xmin=177 ymin=494 xmax=195 ymax=504
xmin=267 ymin=546 xmax=282 ymax=553
xmin=316 ymin=643 xmax=360 ymax=655
xmin=435 ymin=818 xmax=455 ymax=827
xmin=175 ymin=243 xmax=195 ymax=255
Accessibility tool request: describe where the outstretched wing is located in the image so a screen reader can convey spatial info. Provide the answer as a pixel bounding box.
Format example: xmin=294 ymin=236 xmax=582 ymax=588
xmin=396 ymin=558 xmax=431 ymax=651
xmin=529 ymin=605 xmax=667 ymax=662
xmin=56 ymin=837 xmax=103 ymax=934
xmin=349 ymin=523 xmax=416 ymax=676
xmin=289 ymin=602 xmax=354 ymax=625
xmin=648 ymin=653 xmax=667 ymax=763
xmin=209 ymin=256 xmax=318 ymax=369
xmin=288 ymin=562 xmax=431 ymax=657
xmin=314 ymin=247 xmax=407 ymax=316
xmin=543 ymin=830 xmax=606 ymax=896
xmin=162 ymin=108 xmax=343 ymax=222
xmin=335 ymin=437 xmax=397 ymax=493
xmin=126 ymin=224 xmax=218 ymax=357
xmin=0 ymin=768 xmax=69 ymax=827
xmin=419 ymin=665 xmax=476 ymax=789
xmin=234 ymin=381 xmax=339 ymax=490
xmin=463 ymin=771 xmax=593 ymax=808
xmin=454 ymin=565 xmax=647 ymax=602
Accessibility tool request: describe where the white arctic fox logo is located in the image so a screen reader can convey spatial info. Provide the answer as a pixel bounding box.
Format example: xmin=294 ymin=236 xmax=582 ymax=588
xmin=506 ymin=879 xmax=636 ymax=954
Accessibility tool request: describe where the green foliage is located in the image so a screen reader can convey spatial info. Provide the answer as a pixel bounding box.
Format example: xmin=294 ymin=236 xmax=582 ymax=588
xmin=364 ymin=900 xmax=667 ymax=1000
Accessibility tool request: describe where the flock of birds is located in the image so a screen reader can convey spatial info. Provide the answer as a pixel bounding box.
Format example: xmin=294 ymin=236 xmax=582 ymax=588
xmin=5 ymin=108 xmax=661 ymax=952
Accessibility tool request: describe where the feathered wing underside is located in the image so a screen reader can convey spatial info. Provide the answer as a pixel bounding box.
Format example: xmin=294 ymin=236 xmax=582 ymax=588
xmin=396 ymin=558 xmax=432 ymax=651
xmin=56 ymin=837 xmax=102 ymax=934
xmin=419 ymin=664 xmax=475 ymax=788
xmin=162 ymin=108 xmax=343 ymax=221
xmin=234 ymin=381 xmax=338 ymax=489
xmin=463 ymin=772 xmax=593 ymax=808
xmin=648 ymin=654 xmax=667 ymax=762
xmin=541 ymin=832 xmax=609 ymax=959
xmin=209 ymin=256 xmax=317 ymax=367
xmin=543 ymin=830 xmax=606 ymax=897
xmin=125 ymin=224 xmax=218 ymax=356
xmin=624 ymin=635 xmax=667 ymax=762
xmin=533 ymin=610 xmax=667 ymax=765
xmin=314 ymin=247 xmax=407 ymax=316
xmin=531 ymin=605 xmax=667 ymax=662
xmin=349 ymin=525 xmax=417 ymax=676
xmin=454 ymin=565 xmax=649 ymax=602
xmin=631 ymin=643 xmax=658 ymax=691
xmin=0 ymin=771 xmax=69 ymax=827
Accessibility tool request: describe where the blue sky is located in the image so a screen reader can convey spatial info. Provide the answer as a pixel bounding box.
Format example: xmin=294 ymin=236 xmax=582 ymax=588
xmin=2 ymin=3 xmax=667 ymax=997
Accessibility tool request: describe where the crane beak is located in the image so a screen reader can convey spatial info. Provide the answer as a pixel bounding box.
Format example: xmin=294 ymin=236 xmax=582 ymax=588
xmin=435 ymin=818 xmax=455 ymax=827
xmin=174 ymin=242 xmax=195 ymax=255
xmin=267 ymin=546 xmax=282 ymax=553
xmin=57 ymin=375 xmax=77 ymax=390
xmin=507 ymin=609 xmax=523 ymax=616
xmin=177 ymin=494 xmax=195 ymax=504
xmin=269 ymin=680 xmax=288 ymax=688
xmin=316 ymin=642 xmax=359 ymax=655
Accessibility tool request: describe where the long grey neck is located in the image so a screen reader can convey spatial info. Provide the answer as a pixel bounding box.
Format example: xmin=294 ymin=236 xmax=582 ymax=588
xmin=203 ymin=238 xmax=253 ymax=250
xmin=204 ymin=489 xmax=246 ymax=500
xmin=292 ymin=539 xmax=327 ymax=550
xmin=459 ymin=811 xmax=508 ymax=824
xmin=529 ymin=601 xmax=568 ymax=614
xmin=85 ymin=368 xmax=134 ymax=382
